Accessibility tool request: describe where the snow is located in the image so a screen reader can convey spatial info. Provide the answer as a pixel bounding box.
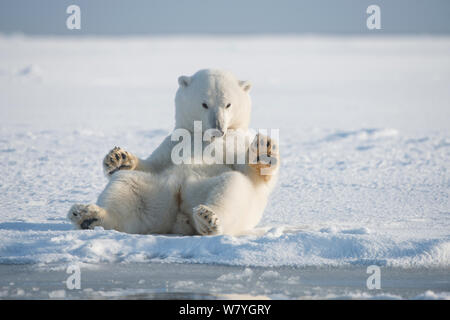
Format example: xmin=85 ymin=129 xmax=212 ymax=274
xmin=0 ymin=34 xmax=449 ymax=272
xmin=305 ymin=290 xmax=450 ymax=300
xmin=48 ymin=289 xmax=66 ymax=299
xmin=217 ymin=268 xmax=254 ymax=282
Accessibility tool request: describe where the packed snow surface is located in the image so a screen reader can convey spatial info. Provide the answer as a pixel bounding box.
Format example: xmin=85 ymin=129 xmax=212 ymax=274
xmin=0 ymin=35 xmax=449 ymax=268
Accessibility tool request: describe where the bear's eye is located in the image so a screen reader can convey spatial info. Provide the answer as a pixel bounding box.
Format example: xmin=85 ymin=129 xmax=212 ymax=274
xmin=202 ymin=103 xmax=208 ymax=109
xmin=226 ymin=103 xmax=231 ymax=109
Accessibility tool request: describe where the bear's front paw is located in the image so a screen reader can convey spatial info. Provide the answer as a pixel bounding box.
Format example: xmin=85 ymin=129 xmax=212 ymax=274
xmin=193 ymin=205 xmax=222 ymax=236
xmin=103 ymin=146 xmax=137 ymax=176
xmin=249 ymin=133 xmax=279 ymax=179
xmin=67 ymin=204 xmax=103 ymax=230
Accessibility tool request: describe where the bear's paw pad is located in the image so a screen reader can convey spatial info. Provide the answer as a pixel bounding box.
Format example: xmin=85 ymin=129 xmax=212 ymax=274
xmin=193 ymin=205 xmax=221 ymax=236
xmin=67 ymin=204 xmax=101 ymax=230
xmin=249 ymin=133 xmax=279 ymax=177
xmin=103 ymin=146 xmax=135 ymax=175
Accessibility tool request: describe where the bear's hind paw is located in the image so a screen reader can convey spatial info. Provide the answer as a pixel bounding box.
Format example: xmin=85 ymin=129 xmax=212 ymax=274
xmin=193 ymin=205 xmax=222 ymax=236
xmin=67 ymin=204 xmax=103 ymax=230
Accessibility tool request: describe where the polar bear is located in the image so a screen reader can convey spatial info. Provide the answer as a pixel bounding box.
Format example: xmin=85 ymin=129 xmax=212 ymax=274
xmin=102 ymin=69 xmax=253 ymax=176
xmin=67 ymin=69 xmax=280 ymax=236
xmin=68 ymin=133 xmax=279 ymax=235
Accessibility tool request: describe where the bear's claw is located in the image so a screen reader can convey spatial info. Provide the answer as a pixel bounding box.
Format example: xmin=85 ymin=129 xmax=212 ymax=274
xmin=80 ymin=218 xmax=99 ymax=230
xmin=103 ymin=147 xmax=136 ymax=176
xmin=249 ymin=133 xmax=279 ymax=178
xmin=68 ymin=204 xmax=102 ymax=230
xmin=193 ymin=205 xmax=222 ymax=236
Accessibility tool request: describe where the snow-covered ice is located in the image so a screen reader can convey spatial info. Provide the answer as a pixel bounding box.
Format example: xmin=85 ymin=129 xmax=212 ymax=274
xmin=0 ymin=35 xmax=449 ymax=298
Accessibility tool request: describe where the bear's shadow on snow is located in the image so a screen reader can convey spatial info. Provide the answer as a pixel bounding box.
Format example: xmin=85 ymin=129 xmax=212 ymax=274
xmin=0 ymin=222 xmax=73 ymax=232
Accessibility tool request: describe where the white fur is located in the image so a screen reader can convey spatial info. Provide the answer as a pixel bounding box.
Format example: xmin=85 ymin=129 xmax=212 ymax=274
xmin=134 ymin=69 xmax=252 ymax=173
xmin=69 ymin=69 xmax=279 ymax=236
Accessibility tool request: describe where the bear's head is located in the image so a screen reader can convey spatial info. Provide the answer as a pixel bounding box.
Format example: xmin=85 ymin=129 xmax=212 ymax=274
xmin=175 ymin=69 xmax=252 ymax=136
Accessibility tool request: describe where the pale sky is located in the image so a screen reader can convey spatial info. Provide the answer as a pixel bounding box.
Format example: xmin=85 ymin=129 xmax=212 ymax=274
xmin=0 ymin=0 xmax=449 ymax=35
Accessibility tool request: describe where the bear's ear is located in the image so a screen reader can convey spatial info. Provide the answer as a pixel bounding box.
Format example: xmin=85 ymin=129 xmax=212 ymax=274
xmin=178 ymin=75 xmax=191 ymax=87
xmin=239 ymin=80 xmax=251 ymax=92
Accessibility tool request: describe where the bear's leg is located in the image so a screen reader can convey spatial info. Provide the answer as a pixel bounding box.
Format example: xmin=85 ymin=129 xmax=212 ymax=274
xmin=171 ymin=212 xmax=196 ymax=235
xmin=97 ymin=170 xmax=178 ymax=234
xmin=67 ymin=204 xmax=108 ymax=230
xmin=183 ymin=171 xmax=258 ymax=236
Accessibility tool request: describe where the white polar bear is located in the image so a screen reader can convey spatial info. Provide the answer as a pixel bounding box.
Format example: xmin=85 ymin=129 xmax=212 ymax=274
xmin=103 ymin=69 xmax=253 ymax=175
xmin=67 ymin=69 xmax=280 ymax=236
